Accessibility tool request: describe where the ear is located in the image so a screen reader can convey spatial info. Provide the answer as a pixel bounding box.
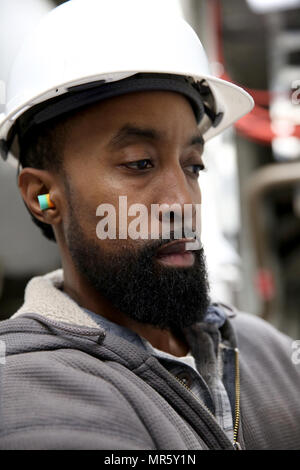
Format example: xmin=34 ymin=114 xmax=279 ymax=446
xmin=18 ymin=168 xmax=63 ymax=227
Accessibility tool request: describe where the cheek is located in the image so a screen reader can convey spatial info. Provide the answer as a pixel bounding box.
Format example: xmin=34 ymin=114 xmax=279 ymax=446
xmin=64 ymin=161 xmax=202 ymax=246
xmin=65 ymin=174 xmax=151 ymax=247
xmin=95 ymin=195 xmax=155 ymax=247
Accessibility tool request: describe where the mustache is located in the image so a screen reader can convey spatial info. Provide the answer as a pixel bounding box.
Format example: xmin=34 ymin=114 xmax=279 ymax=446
xmin=132 ymin=231 xmax=203 ymax=258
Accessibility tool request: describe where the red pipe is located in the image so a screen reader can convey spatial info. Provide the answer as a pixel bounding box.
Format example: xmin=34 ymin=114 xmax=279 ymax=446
xmin=211 ymin=0 xmax=300 ymax=145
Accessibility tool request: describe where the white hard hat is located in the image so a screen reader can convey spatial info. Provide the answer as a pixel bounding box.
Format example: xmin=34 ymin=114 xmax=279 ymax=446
xmin=0 ymin=0 xmax=254 ymax=162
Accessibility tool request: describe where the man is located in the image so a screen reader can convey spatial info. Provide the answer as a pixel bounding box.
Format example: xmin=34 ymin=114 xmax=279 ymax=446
xmin=0 ymin=0 xmax=299 ymax=450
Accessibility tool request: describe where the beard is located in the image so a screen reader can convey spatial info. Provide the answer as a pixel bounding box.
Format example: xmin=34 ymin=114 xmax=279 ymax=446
xmin=66 ymin=205 xmax=211 ymax=333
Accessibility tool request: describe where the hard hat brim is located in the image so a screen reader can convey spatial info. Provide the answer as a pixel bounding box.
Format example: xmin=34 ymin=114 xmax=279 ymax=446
xmin=0 ymin=71 xmax=254 ymax=163
xmin=15 ymin=73 xmax=207 ymax=145
xmin=202 ymin=75 xmax=254 ymax=140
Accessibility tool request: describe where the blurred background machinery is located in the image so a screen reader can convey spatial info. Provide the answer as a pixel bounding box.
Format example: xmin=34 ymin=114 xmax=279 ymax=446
xmin=0 ymin=0 xmax=300 ymax=339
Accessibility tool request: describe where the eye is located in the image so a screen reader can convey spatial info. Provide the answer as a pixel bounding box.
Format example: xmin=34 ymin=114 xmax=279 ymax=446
xmin=124 ymin=159 xmax=153 ymax=170
xmin=186 ymin=163 xmax=206 ymax=177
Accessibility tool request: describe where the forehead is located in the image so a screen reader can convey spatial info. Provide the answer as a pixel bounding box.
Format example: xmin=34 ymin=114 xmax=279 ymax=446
xmin=65 ymin=90 xmax=200 ymax=142
xmin=60 ymin=91 xmax=205 ymax=169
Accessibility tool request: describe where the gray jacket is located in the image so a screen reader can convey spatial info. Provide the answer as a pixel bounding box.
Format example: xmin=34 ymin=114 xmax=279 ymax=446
xmin=0 ymin=270 xmax=299 ymax=450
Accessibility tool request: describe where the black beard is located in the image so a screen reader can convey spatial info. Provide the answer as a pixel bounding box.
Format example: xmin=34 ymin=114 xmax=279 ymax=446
xmin=66 ymin=209 xmax=211 ymax=333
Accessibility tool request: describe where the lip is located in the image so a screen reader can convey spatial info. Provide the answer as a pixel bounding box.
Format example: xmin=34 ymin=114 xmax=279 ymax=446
xmin=156 ymin=238 xmax=195 ymax=256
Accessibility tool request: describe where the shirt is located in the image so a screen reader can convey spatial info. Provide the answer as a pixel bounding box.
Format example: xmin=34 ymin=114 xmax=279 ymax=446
xmin=82 ymin=304 xmax=235 ymax=441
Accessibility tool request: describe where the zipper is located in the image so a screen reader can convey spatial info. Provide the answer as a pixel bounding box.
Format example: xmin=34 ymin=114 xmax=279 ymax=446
xmin=173 ymin=347 xmax=241 ymax=450
xmin=173 ymin=373 xmax=232 ymax=449
xmin=174 ymin=374 xmax=218 ymax=422
xmin=233 ymin=347 xmax=241 ymax=449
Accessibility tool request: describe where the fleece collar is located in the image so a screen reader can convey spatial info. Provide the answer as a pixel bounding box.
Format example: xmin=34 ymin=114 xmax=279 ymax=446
xmin=12 ymin=269 xmax=99 ymax=329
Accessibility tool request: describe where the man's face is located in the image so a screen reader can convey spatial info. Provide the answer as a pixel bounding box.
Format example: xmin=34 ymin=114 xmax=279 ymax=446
xmin=60 ymin=90 xmax=210 ymax=331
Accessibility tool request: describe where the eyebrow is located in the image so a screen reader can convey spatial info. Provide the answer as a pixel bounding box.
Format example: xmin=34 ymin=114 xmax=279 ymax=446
xmin=107 ymin=124 xmax=204 ymax=149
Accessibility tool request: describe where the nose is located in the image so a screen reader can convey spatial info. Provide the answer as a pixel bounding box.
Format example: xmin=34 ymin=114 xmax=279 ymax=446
xmin=156 ymin=162 xmax=199 ymax=205
xmin=151 ymin=164 xmax=201 ymax=240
